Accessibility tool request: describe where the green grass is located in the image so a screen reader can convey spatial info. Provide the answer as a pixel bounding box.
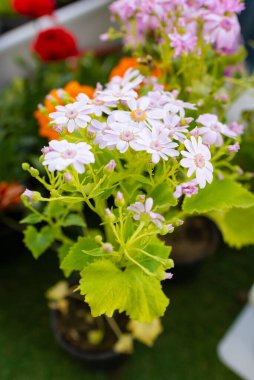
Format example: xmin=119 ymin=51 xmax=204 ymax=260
xmin=0 ymin=240 xmax=253 ymax=380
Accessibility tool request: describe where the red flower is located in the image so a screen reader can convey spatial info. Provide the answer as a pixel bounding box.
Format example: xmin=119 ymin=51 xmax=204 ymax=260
xmin=12 ymin=0 xmax=55 ymax=18
xmin=32 ymin=27 xmax=79 ymax=62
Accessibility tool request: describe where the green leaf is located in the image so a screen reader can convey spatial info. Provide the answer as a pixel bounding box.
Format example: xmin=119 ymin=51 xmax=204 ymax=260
xmin=20 ymin=214 xmax=43 ymax=224
xmin=210 ymin=207 xmax=254 ymax=248
xmin=58 ymin=244 xmax=72 ymax=265
xmin=80 ymin=260 xmax=169 ymax=322
xmin=44 ymin=201 xmax=65 ymax=219
xmin=139 ymin=240 xmax=173 ymax=273
xmin=23 ymin=226 xmax=55 ymax=259
xmin=183 ymin=179 xmax=254 ymax=214
xmin=61 ymin=237 xmax=101 ymax=276
xmin=150 ymin=182 xmax=177 ymax=208
xmin=62 ymin=214 xmax=86 ymax=227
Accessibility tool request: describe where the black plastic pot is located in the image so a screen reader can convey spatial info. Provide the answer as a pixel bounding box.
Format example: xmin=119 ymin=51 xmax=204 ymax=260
xmin=162 ymin=216 xmax=221 ymax=282
xmin=50 ymin=308 xmax=128 ymax=370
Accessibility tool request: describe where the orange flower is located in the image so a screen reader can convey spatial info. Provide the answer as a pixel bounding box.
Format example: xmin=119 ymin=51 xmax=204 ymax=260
xmin=35 ymin=82 xmax=95 ymax=141
xmin=64 ymin=81 xmax=94 ymax=99
xmin=0 ymin=182 xmax=24 ymax=211
xmin=110 ymin=57 xmax=138 ymax=79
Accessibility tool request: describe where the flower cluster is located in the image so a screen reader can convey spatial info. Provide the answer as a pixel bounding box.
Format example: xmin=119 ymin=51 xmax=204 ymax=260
xmin=42 ymin=69 xmax=241 ymax=191
xmin=108 ymin=0 xmax=243 ymax=56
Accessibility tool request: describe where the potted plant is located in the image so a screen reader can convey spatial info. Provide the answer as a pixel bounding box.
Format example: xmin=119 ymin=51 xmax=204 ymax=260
xmin=20 ymin=0 xmax=254 ymax=365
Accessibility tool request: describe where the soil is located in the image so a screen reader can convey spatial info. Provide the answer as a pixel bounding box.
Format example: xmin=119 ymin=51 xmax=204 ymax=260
xmin=161 ymin=216 xmax=220 ymax=264
xmin=53 ymin=296 xmax=129 ymax=354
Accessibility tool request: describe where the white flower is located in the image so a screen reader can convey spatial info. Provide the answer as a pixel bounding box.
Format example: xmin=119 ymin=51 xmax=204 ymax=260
xmin=43 ymin=140 xmax=95 ymax=174
xmin=180 ymin=136 xmax=213 ymax=189
xmin=96 ymin=68 xmax=143 ymax=103
xmin=88 ymin=120 xmax=114 ymax=149
xmin=76 ymin=93 xmax=115 ymax=116
xmin=49 ymin=102 xmax=91 ymax=133
xmin=127 ymin=197 xmax=165 ymax=229
xmin=160 ymin=113 xmax=189 ymax=142
xmin=133 ymin=126 xmax=179 ymax=163
xmin=147 ymin=90 xmax=171 ymax=108
xmin=101 ymin=121 xmax=142 ymax=153
xmin=110 ymin=97 xmax=164 ymax=128
xmin=164 ymin=92 xmax=196 ymax=117
xmin=197 ymin=114 xmax=236 ymax=147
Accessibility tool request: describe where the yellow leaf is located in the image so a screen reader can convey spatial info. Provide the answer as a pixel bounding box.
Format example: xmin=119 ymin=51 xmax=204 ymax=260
xmin=128 ymin=318 xmax=163 ymax=346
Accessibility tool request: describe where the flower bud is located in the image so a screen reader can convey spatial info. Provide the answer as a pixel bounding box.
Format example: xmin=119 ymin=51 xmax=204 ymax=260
xmin=22 ymin=163 xmax=30 ymax=171
xmin=159 ymin=224 xmax=174 ymax=235
xmin=105 ymin=208 xmax=115 ymax=222
xmin=64 ymin=173 xmax=73 ymax=183
xmin=30 ymin=167 xmax=39 ymax=177
xmin=102 ymin=243 xmax=113 ymax=252
xmin=175 ymin=219 xmax=184 ymax=227
xmin=115 ymin=191 xmax=125 ymax=207
xmin=104 ymin=160 xmax=116 ymax=174
xmin=136 ymin=194 xmax=145 ymax=203
xmin=164 ymin=272 xmax=173 ymax=280
xmin=95 ymin=235 xmax=103 ymax=244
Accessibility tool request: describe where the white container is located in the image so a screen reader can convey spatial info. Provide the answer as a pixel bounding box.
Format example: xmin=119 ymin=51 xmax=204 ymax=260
xmin=0 ymin=0 xmax=114 ymax=87
xmin=218 ymin=305 xmax=254 ymax=380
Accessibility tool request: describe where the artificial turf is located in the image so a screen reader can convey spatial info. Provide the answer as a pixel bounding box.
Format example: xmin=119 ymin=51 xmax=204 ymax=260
xmin=0 ymin=238 xmax=253 ymax=380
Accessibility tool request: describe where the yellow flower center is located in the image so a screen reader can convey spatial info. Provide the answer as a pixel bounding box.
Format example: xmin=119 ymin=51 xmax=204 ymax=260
xmin=131 ymin=109 xmax=147 ymax=122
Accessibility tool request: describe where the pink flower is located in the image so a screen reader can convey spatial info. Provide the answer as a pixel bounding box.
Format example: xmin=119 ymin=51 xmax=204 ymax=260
xmin=228 ymin=121 xmax=244 ymax=136
xmin=228 ymin=142 xmax=240 ymax=153
xmin=127 ymin=197 xmax=165 ymax=229
xmin=173 ymin=180 xmax=199 ymax=198
xmin=203 ymin=13 xmax=241 ymax=54
xmin=160 ymin=113 xmax=189 ymax=142
xmin=197 ymin=114 xmax=236 ymax=146
xmin=43 ymin=140 xmax=95 ymax=174
xmin=180 ymin=136 xmax=213 ymax=188
xmin=169 ymin=28 xmax=197 ymax=57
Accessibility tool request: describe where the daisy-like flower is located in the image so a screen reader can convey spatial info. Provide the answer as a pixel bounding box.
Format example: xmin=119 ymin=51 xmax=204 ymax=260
xmin=49 ymin=102 xmax=91 ymax=133
xmin=88 ymin=120 xmax=115 ymax=150
xmin=133 ymin=126 xmax=179 ymax=163
xmin=160 ymin=113 xmax=189 ymax=142
xmin=197 ymin=113 xmax=236 ymax=146
xmin=96 ymin=68 xmax=143 ymax=103
xmin=76 ymin=93 xmax=115 ymax=116
xmin=164 ymin=92 xmax=196 ymax=117
xmin=110 ymin=97 xmax=164 ymax=127
xmin=101 ymin=121 xmax=142 ymax=153
xmin=127 ymin=197 xmax=165 ymax=229
xmin=180 ymin=136 xmax=213 ymax=189
xmin=42 ymin=140 xmax=95 ymax=174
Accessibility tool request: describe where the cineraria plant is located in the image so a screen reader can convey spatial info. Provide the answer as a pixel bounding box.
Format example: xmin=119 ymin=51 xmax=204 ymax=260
xmin=21 ymin=67 xmax=254 ymax=332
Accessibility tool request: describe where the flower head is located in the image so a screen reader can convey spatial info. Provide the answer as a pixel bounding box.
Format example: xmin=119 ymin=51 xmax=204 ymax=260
xmin=127 ymin=197 xmax=165 ymax=229
xmin=32 ymin=27 xmax=79 ymax=62
xmin=12 ymin=0 xmax=55 ymax=18
xmin=133 ymin=126 xmax=179 ymax=163
xmin=173 ymin=180 xmax=199 ymax=198
xmin=197 ymin=113 xmax=236 ymax=146
xmin=42 ymin=140 xmax=94 ymax=174
xmin=49 ymin=102 xmax=91 ymax=133
xmin=180 ymin=136 xmax=213 ymax=188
